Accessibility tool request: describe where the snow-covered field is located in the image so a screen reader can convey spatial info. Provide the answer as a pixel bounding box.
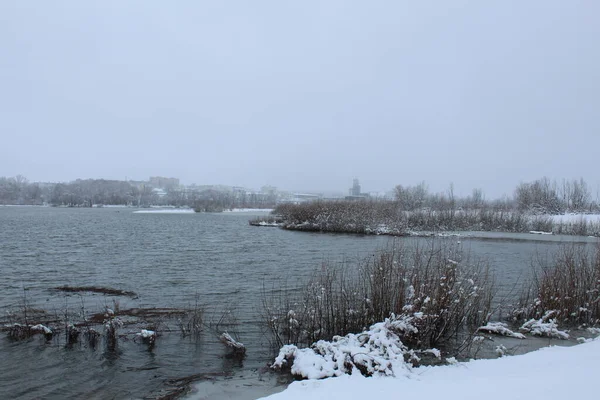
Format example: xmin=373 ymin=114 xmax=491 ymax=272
xmin=259 ymin=338 xmax=599 ymax=400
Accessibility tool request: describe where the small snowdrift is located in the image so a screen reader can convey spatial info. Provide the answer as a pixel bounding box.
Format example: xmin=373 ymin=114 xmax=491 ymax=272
xmin=520 ymin=318 xmax=569 ymax=339
xmin=271 ymin=315 xmax=425 ymax=379
xmin=477 ymin=322 xmax=526 ymax=339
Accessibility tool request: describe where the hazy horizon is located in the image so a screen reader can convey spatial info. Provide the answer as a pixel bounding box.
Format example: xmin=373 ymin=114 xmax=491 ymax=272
xmin=2 ymin=1 xmax=599 ymax=198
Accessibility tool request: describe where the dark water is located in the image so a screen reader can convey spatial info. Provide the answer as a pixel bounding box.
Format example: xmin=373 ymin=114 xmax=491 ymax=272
xmin=0 ymin=207 xmax=597 ymax=399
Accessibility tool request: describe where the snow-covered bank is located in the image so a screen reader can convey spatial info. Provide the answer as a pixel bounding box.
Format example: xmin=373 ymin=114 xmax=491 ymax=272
xmin=223 ymin=208 xmax=273 ymax=213
xmin=133 ymin=209 xmax=195 ymax=214
xmin=551 ymin=213 xmax=600 ymax=224
xmin=259 ymin=338 xmax=599 ymax=400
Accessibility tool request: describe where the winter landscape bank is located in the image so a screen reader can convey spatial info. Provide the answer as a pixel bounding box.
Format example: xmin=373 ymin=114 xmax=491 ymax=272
xmin=257 ymin=338 xmax=599 ymax=400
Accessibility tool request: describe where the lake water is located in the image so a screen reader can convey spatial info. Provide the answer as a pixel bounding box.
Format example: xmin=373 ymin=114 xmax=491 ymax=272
xmin=1 ymin=207 xmax=597 ymax=399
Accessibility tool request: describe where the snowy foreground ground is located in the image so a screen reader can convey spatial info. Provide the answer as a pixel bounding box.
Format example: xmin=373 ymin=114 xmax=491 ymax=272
xmin=257 ymin=338 xmax=599 ymax=400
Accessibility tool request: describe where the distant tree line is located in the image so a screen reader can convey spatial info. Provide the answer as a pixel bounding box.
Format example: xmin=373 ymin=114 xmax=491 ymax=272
xmin=393 ymin=177 xmax=598 ymax=215
xmin=0 ymin=175 xmax=277 ymax=209
xmin=1 ymin=175 xmax=596 ymax=214
xmin=0 ymin=175 xmax=43 ymax=205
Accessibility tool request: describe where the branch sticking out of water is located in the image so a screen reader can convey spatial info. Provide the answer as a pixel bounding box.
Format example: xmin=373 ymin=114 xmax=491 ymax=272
xmin=53 ymin=286 xmax=137 ymax=298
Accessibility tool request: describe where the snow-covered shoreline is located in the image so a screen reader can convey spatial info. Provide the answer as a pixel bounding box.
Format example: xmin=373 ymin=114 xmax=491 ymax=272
xmin=551 ymin=213 xmax=600 ymax=224
xmin=132 ymin=208 xmax=273 ymax=214
xmin=223 ymin=208 xmax=273 ymax=213
xmin=258 ymin=337 xmax=599 ymax=400
xmin=133 ymin=208 xmax=195 ymax=214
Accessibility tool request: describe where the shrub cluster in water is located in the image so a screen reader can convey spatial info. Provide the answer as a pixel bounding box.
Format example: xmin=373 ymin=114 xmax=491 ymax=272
xmin=515 ymin=244 xmax=600 ymax=326
xmin=262 ymin=241 xmax=494 ymax=351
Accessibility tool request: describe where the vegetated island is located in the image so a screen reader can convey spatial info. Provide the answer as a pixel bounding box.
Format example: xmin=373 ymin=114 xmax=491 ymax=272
xmin=250 ymin=178 xmax=600 ymax=237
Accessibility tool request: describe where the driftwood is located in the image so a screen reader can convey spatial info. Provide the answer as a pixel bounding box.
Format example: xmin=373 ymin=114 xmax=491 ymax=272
xmin=219 ymin=332 xmax=246 ymax=355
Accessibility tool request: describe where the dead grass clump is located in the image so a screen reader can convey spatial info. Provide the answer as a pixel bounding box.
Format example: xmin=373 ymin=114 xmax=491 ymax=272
xmin=178 ymin=298 xmax=204 ymax=337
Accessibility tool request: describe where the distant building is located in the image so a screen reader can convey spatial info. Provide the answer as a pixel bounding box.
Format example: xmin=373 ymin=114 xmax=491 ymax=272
xmin=346 ymin=178 xmax=370 ymax=200
xmin=349 ymin=178 xmax=361 ymax=196
xmin=277 ymin=192 xmax=322 ymax=205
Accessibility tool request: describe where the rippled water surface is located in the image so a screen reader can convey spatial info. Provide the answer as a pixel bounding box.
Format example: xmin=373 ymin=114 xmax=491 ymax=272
xmin=0 ymin=207 xmax=597 ymax=399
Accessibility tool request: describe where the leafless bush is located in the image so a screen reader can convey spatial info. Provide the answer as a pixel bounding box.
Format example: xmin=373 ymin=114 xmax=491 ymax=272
xmin=514 ymin=244 xmax=600 ymax=326
xmin=263 ymin=241 xmax=494 ymax=352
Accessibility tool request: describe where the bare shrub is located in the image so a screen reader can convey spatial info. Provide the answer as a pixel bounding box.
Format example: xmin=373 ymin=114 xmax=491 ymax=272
xmin=514 ymin=244 xmax=600 ymax=326
xmin=263 ymin=240 xmax=494 ymax=352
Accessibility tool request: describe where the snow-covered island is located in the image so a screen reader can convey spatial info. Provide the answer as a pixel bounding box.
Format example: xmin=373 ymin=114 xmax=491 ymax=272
xmin=252 ymin=199 xmax=600 ymax=238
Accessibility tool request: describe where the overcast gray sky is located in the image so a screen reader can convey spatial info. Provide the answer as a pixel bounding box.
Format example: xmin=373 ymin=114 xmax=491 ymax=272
xmin=1 ymin=1 xmax=598 ymax=198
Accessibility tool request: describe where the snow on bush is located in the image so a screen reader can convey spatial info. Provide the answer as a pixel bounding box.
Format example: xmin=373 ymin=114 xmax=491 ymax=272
xmin=272 ymin=314 xmax=431 ymax=379
xmin=520 ymin=318 xmax=569 ymax=340
xmin=477 ymin=322 xmax=526 ymax=339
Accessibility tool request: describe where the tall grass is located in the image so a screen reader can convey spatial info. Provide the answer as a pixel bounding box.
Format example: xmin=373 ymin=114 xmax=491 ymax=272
xmin=514 ymin=244 xmax=600 ymax=326
xmin=262 ymin=241 xmax=494 ymax=350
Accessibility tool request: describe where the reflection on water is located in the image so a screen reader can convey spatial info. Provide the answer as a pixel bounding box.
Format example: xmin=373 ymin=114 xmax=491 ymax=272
xmin=0 ymin=207 xmax=597 ymax=399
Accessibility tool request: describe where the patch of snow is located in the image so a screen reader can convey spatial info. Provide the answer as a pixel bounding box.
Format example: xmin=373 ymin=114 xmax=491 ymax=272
xmin=586 ymin=327 xmax=600 ymax=335
xmin=257 ymin=221 xmax=281 ymax=227
xmin=577 ymin=337 xmax=594 ymax=344
xmin=30 ymin=324 xmax=52 ymax=335
xmin=477 ymin=322 xmax=526 ymax=339
xmin=138 ymin=329 xmax=156 ymax=339
xmin=421 ymin=348 xmax=441 ymax=359
xmin=272 ymin=314 xmax=424 ymax=380
xmin=495 ymin=344 xmax=508 ymax=357
xmin=520 ymin=318 xmax=569 ymax=339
